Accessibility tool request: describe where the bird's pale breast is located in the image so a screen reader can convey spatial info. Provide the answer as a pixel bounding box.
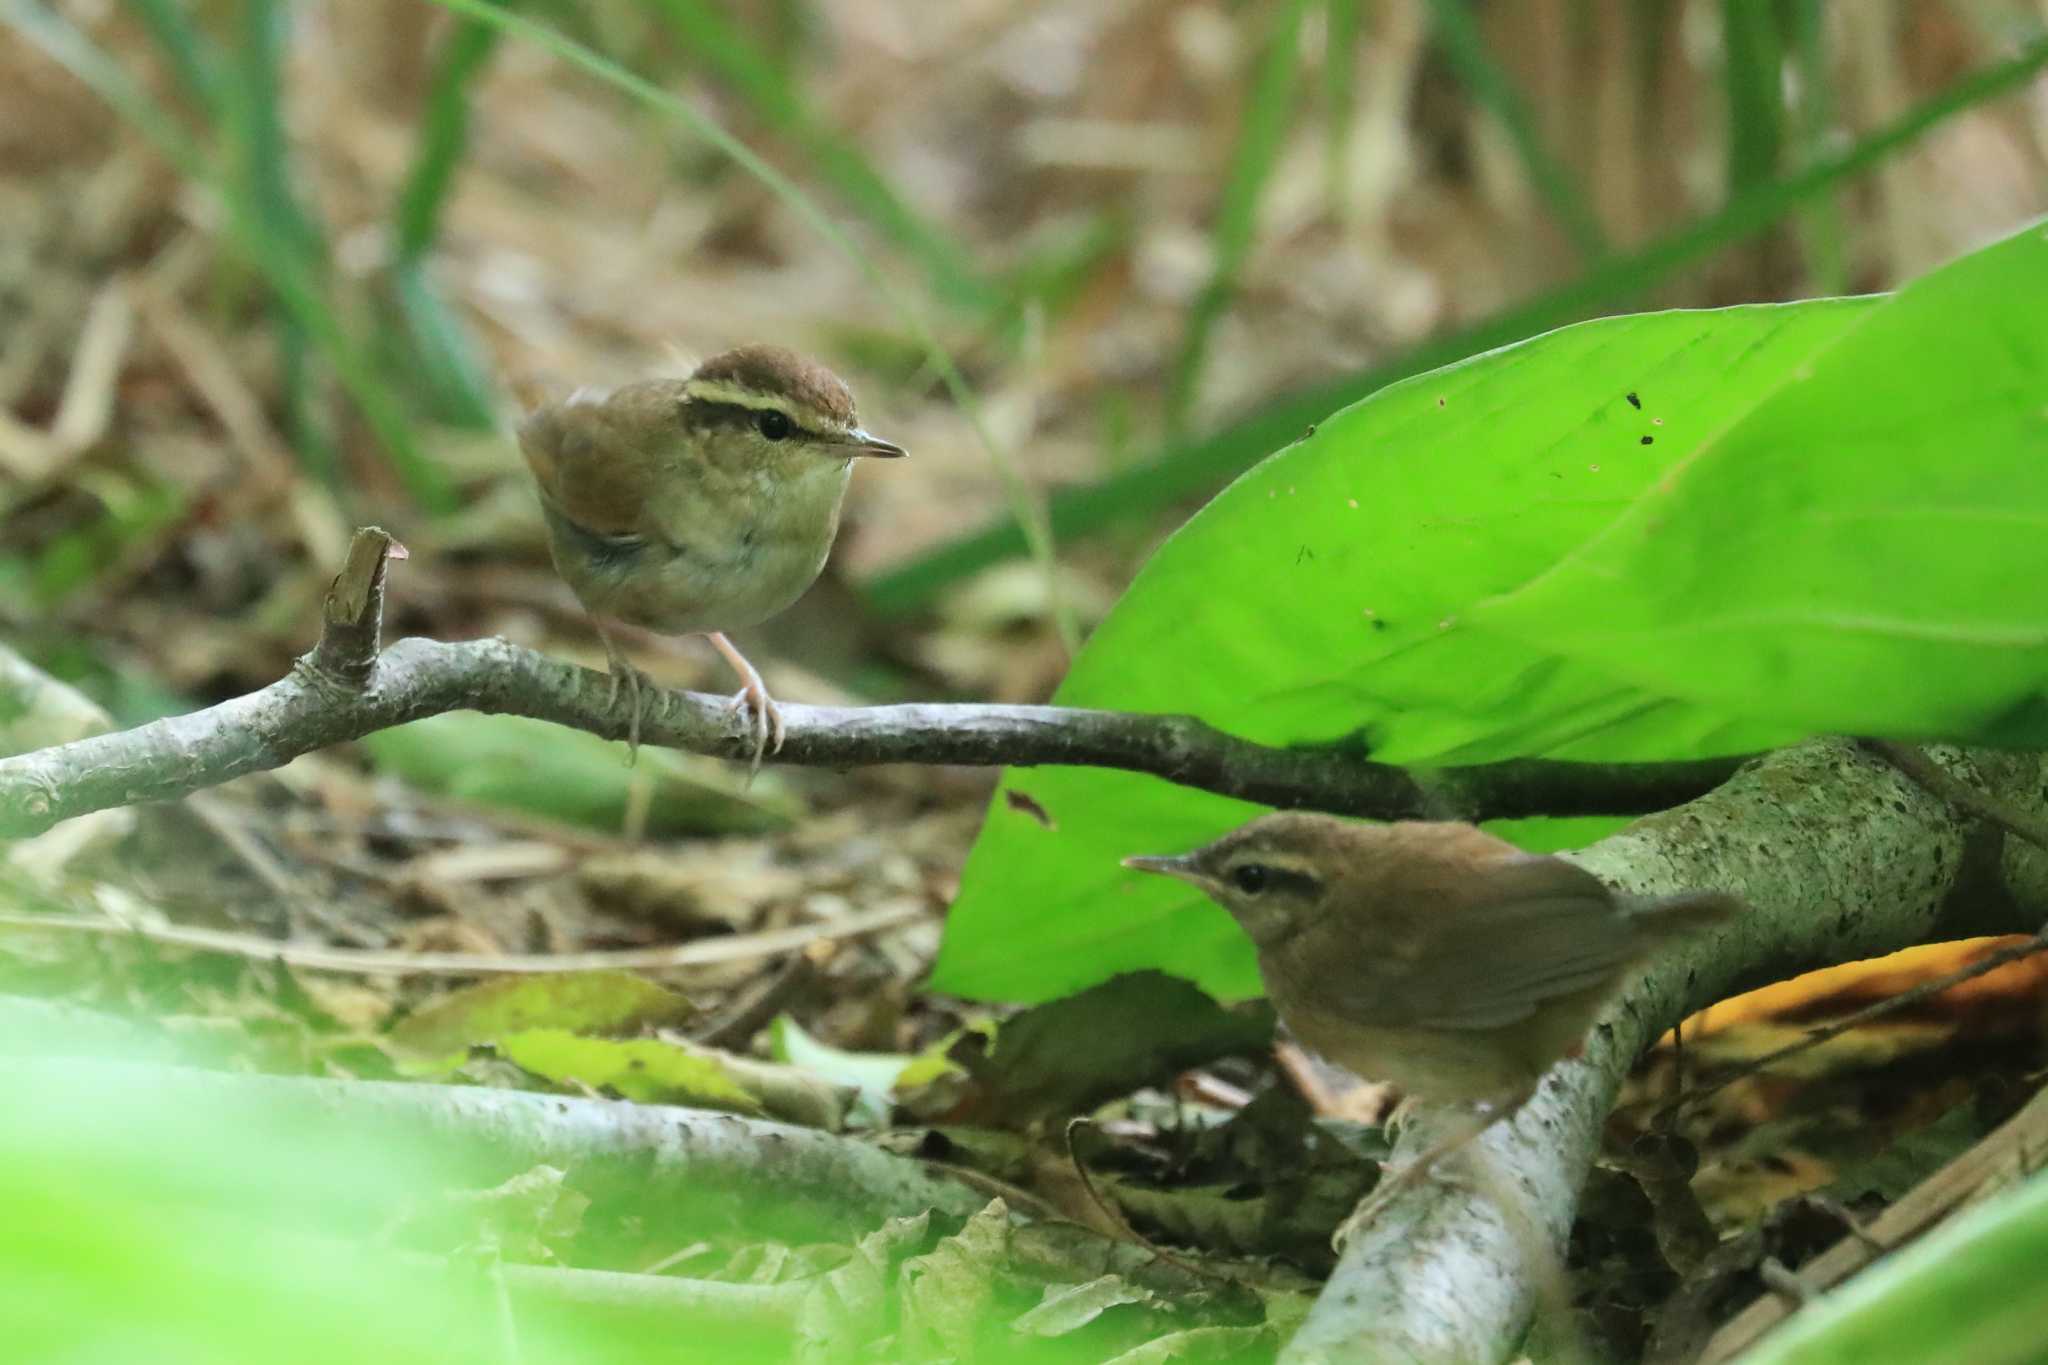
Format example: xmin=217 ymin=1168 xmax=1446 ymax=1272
xmin=547 ymin=456 xmax=852 ymax=634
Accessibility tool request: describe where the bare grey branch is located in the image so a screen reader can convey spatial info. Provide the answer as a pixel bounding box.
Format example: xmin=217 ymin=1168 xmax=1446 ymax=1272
xmin=0 ymin=537 xmax=1740 ymax=836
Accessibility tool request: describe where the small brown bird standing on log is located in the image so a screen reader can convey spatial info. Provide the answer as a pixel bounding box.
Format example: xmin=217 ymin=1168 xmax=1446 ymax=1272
xmin=518 ymin=346 xmax=904 ymax=769
xmin=1125 ymin=811 xmax=1735 ymax=1238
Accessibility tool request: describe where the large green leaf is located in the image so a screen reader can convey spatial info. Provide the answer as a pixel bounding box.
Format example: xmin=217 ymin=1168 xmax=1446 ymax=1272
xmin=1473 ymin=221 xmax=2048 ymax=741
xmin=1743 ymin=1167 xmax=2048 ymax=1365
xmin=934 ymin=301 xmax=1877 ymax=1003
xmin=937 ymin=224 xmax=2048 ymax=1007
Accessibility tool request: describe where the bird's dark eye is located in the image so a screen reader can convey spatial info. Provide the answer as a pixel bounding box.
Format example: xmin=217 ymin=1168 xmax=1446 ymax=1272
xmin=1230 ymin=864 xmax=1270 ymax=895
xmin=755 ymin=409 xmax=793 ymax=441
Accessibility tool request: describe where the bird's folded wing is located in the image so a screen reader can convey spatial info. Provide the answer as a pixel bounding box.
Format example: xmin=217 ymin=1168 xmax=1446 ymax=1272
xmin=516 ymin=398 xmax=657 ymax=540
xmin=1342 ymin=856 xmax=1641 ymax=1031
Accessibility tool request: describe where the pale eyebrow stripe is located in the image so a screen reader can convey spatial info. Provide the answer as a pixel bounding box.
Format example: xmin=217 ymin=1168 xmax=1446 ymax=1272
xmin=681 ymin=379 xmax=809 ymax=423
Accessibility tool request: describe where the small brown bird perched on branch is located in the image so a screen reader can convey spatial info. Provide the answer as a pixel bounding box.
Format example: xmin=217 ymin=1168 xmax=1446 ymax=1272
xmin=1125 ymin=812 xmax=1736 ymax=1241
xmin=518 ymin=346 xmax=905 ymax=770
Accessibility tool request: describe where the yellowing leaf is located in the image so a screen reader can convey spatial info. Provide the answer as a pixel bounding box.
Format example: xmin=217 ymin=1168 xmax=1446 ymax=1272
xmin=497 ymin=1029 xmax=761 ymax=1112
xmin=391 ymin=971 xmax=693 ymax=1066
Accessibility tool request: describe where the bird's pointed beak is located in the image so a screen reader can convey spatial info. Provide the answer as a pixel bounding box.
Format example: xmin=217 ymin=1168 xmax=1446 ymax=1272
xmin=1121 ymin=853 xmax=1207 ymax=887
xmin=841 ymin=427 xmax=907 ymax=458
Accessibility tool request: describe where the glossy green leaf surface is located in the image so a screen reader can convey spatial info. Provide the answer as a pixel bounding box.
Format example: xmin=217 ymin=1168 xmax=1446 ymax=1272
xmin=1743 ymin=1167 xmax=2048 ymax=1365
xmin=935 ymin=223 xmax=2048 ymax=1005
xmin=935 ymin=302 xmax=1869 ymax=1003
xmin=1474 ymin=221 xmax=2048 ymax=742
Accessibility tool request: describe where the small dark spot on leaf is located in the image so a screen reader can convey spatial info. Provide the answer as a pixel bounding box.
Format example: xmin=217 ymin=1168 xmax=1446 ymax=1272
xmin=1303 ymin=422 xmax=1317 ymax=439
xmin=1004 ymin=789 xmax=1055 ymax=829
xmin=1640 ymin=435 xmax=1654 ymax=445
xmin=1371 ymin=619 xmax=1388 ymax=632
xmin=1296 ymin=545 xmax=1315 ymax=564
xmin=1436 ymin=396 xmax=1446 ymax=407
xmin=1626 ymin=391 xmax=1642 ymax=409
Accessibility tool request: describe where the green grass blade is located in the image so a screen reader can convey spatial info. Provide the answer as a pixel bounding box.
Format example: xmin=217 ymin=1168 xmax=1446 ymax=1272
xmin=866 ymin=32 xmax=2048 ymax=617
xmin=1632 ymin=0 xmax=1677 ymax=148
xmin=395 ymin=17 xmax=498 ymax=259
xmin=1321 ymin=0 xmax=1362 ymax=224
xmin=275 ymin=325 xmax=338 ymax=486
xmin=390 ymin=13 xmax=502 ymax=426
xmin=4 ymin=0 xmax=457 ymax=510
xmin=1166 ymin=0 xmax=1310 ymax=434
xmin=119 ymin=0 xmax=223 ymax=111
xmin=389 ymin=263 xmax=496 ymax=428
xmin=1722 ymin=0 xmax=1787 ymax=192
xmin=1791 ymin=0 xmax=1846 ymax=292
xmin=1423 ymin=0 xmax=1608 ymax=260
xmin=228 ymin=0 xmax=326 ymax=269
xmin=6 ymin=0 xmax=206 ymax=172
xmin=227 ymin=0 xmax=338 ymax=479
xmin=643 ymin=0 xmax=996 ymax=317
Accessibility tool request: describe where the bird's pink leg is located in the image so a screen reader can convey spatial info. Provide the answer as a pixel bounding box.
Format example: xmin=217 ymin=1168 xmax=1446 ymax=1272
xmin=705 ymin=632 xmax=783 ymax=773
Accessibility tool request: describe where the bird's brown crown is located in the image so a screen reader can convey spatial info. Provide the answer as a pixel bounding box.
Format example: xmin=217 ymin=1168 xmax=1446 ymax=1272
xmin=683 ymin=344 xmax=858 ymax=434
xmin=1196 ymin=811 xmax=1354 ymax=878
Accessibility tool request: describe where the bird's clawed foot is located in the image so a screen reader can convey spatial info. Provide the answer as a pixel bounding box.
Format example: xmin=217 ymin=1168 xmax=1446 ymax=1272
xmin=598 ymin=629 xmax=657 ymax=764
xmin=707 ymin=632 xmax=785 ymax=777
xmin=1330 ymin=1153 xmax=1453 ymax=1253
xmin=725 ymin=678 xmax=785 ymax=776
xmin=1331 ymin=1101 xmax=1513 ymax=1253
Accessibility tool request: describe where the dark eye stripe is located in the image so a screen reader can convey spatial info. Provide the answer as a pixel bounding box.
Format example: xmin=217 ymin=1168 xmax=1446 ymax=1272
xmin=1228 ymin=864 xmax=1320 ymax=897
xmin=682 ymin=398 xmax=820 ymax=441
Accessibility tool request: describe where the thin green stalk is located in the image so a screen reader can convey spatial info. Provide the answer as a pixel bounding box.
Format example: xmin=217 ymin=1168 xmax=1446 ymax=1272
xmin=396 ymin=17 xmax=498 ymax=259
xmin=391 ymin=13 xmax=502 ymax=426
xmin=1321 ymin=0 xmax=1362 ymax=225
xmin=5 ymin=1 xmax=207 ymax=179
xmin=1722 ymin=0 xmax=1787 ymax=193
xmin=229 ymin=0 xmax=335 ymax=481
xmin=1792 ymin=0 xmax=1847 ymax=293
xmin=1167 ymin=0 xmax=1310 ymax=435
xmin=120 ymin=0 xmax=224 ymax=111
xmin=230 ymin=0 xmax=325 ymax=267
xmin=427 ymin=0 xmax=1073 ymax=648
xmin=643 ymin=0 xmax=996 ymax=317
xmin=1423 ymin=0 xmax=1608 ymax=261
xmin=866 ymin=32 xmax=2048 ymax=617
xmin=1633 ymin=0 xmax=1676 ymax=155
